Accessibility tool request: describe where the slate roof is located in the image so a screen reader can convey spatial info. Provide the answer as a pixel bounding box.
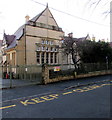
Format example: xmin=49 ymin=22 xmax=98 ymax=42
xmin=30 ymin=9 xmax=46 ymax=22
xmin=3 ymin=5 xmax=59 ymax=50
xmin=14 ymin=25 xmax=24 ymax=40
xmin=3 ymin=33 xmax=16 ymax=49
xmin=0 ymin=40 xmax=2 ymax=47
xmin=64 ymin=35 xmax=87 ymax=45
xmin=3 ymin=6 xmax=49 ymax=50
xmin=3 ymin=25 xmax=24 ymax=50
xmin=4 ymin=33 xmax=16 ymax=45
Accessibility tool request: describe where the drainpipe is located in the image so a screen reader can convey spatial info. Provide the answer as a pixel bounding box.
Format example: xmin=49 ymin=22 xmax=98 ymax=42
xmin=24 ymin=24 xmax=27 ymax=65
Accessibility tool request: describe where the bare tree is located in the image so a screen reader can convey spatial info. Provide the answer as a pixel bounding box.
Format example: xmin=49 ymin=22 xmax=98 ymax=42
xmin=62 ymin=34 xmax=81 ymax=70
xmin=86 ymin=0 xmax=111 ymax=17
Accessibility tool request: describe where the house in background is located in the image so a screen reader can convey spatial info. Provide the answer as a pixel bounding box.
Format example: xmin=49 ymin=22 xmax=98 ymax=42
xmin=63 ymin=33 xmax=92 ymax=65
xmin=2 ymin=5 xmax=64 ymax=66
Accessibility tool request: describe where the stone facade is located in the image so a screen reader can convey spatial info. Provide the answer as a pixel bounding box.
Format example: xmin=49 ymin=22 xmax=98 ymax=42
xmin=2 ymin=5 xmax=65 ymax=66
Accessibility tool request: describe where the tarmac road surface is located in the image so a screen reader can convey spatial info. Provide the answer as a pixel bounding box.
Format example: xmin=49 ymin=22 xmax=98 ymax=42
xmin=1 ymin=78 xmax=112 ymax=118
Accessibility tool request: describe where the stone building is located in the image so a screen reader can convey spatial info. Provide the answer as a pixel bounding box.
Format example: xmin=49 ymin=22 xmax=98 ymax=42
xmin=2 ymin=5 xmax=64 ymax=66
xmin=63 ymin=33 xmax=91 ymax=65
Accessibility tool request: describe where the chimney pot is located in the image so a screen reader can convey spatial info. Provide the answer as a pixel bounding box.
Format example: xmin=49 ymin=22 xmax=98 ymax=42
xmin=25 ymin=15 xmax=30 ymax=23
xmin=68 ymin=32 xmax=73 ymax=38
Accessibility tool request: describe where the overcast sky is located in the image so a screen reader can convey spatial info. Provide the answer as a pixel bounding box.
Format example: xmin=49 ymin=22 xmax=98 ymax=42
xmin=0 ymin=0 xmax=110 ymax=41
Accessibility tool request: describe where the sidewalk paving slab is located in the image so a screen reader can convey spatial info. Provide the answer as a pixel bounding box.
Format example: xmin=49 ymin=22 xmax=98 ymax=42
xmin=0 ymin=78 xmax=41 ymax=89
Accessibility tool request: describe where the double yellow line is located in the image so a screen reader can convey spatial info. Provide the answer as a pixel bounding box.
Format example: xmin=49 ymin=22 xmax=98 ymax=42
xmin=0 ymin=82 xmax=112 ymax=110
xmin=0 ymin=104 xmax=16 ymax=110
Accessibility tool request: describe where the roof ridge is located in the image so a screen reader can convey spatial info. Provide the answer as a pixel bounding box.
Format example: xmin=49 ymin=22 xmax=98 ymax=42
xmin=30 ymin=6 xmax=48 ymax=22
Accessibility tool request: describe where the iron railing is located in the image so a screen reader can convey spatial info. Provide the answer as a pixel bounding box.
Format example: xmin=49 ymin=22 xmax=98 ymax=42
xmin=1 ymin=65 xmax=42 ymax=88
xmin=49 ymin=63 xmax=112 ymax=79
xmin=0 ymin=63 xmax=112 ymax=88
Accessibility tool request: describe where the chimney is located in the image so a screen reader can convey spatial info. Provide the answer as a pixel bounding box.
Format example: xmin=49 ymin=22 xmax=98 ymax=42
xmin=92 ymin=35 xmax=95 ymax=41
xmin=68 ymin=32 xmax=73 ymax=38
xmin=25 ymin=15 xmax=30 ymax=23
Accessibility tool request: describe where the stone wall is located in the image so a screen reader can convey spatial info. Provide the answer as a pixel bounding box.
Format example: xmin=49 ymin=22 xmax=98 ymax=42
xmin=42 ymin=64 xmax=112 ymax=84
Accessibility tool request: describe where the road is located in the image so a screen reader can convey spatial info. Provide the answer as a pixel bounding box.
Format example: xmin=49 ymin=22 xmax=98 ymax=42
xmin=1 ymin=78 xmax=112 ymax=118
xmin=2 ymin=75 xmax=112 ymax=101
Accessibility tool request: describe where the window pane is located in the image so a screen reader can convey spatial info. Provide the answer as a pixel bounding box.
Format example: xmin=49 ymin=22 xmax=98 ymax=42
xmin=51 ymin=47 xmax=54 ymax=52
xmin=36 ymin=52 xmax=40 ymax=64
xmin=50 ymin=41 xmax=53 ymax=45
xmin=42 ymin=40 xmax=44 ymax=44
xmin=50 ymin=53 xmax=53 ymax=63
xmin=42 ymin=46 xmax=45 ymax=51
xmin=46 ymin=53 xmax=49 ymax=64
xmin=41 ymin=52 xmax=44 ymax=64
xmin=46 ymin=47 xmax=49 ymax=51
xmin=46 ymin=40 xmax=49 ymax=44
xmin=55 ymin=53 xmax=57 ymax=63
xmin=37 ymin=46 xmax=39 ymax=50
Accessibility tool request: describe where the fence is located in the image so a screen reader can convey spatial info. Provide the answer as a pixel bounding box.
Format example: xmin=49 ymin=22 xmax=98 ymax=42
xmin=44 ymin=63 xmax=112 ymax=84
xmin=0 ymin=63 xmax=112 ymax=88
xmin=1 ymin=65 xmax=42 ymax=89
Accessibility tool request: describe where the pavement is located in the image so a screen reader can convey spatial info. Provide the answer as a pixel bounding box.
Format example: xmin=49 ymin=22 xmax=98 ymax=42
xmin=0 ymin=78 xmax=41 ymax=89
xmin=2 ymin=74 xmax=112 ymax=101
xmin=1 ymin=72 xmax=112 ymax=89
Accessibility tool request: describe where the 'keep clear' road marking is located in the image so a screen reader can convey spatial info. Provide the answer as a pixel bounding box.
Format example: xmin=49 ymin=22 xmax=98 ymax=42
xmin=1 ymin=82 xmax=112 ymax=109
xmin=20 ymin=83 xmax=112 ymax=106
xmin=62 ymin=91 xmax=73 ymax=95
xmin=62 ymin=83 xmax=112 ymax=95
xmin=0 ymin=105 xmax=16 ymax=110
xmin=20 ymin=94 xmax=59 ymax=106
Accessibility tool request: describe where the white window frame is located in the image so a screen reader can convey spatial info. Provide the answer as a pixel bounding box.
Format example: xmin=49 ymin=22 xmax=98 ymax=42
xmin=51 ymin=47 xmax=54 ymax=52
xmin=50 ymin=41 xmax=53 ymax=45
xmin=46 ymin=40 xmax=49 ymax=44
xmin=37 ymin=46 xmax=40 ymax=51
xmin=46 ymin=47 xmax=49 ymax=51
xmin=42 ymin=46 xmax=45 ymax=51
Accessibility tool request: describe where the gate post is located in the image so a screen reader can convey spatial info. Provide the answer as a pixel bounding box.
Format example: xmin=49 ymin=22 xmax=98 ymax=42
xmin=0 ymin=65 xmax=3 ymax=79
xmin=42 ymin=64 xmax=49 ymax=84
xmin=9 ymin=65 xmax=12 ymax=88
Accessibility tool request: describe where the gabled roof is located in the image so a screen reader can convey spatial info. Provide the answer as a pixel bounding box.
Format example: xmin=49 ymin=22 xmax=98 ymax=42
xmin=29 ymin=5 xmax=59 ymax=27
xmin=3 ymin=33 xmax=17 ymax=49
xmin=3 ymin=25 xmax=24 ymax=50
xmin=30 ymin=7 xmax=47 ymax=22
xmin=4 ymin=33 xmax=16 ymax=46
xmin=7 ymin=38 xmax=17 ymax=49
xmin=3 ymin=5 xmax=62 ymax=50
xmin=14 ymin=25 xmax=24 ymax=40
